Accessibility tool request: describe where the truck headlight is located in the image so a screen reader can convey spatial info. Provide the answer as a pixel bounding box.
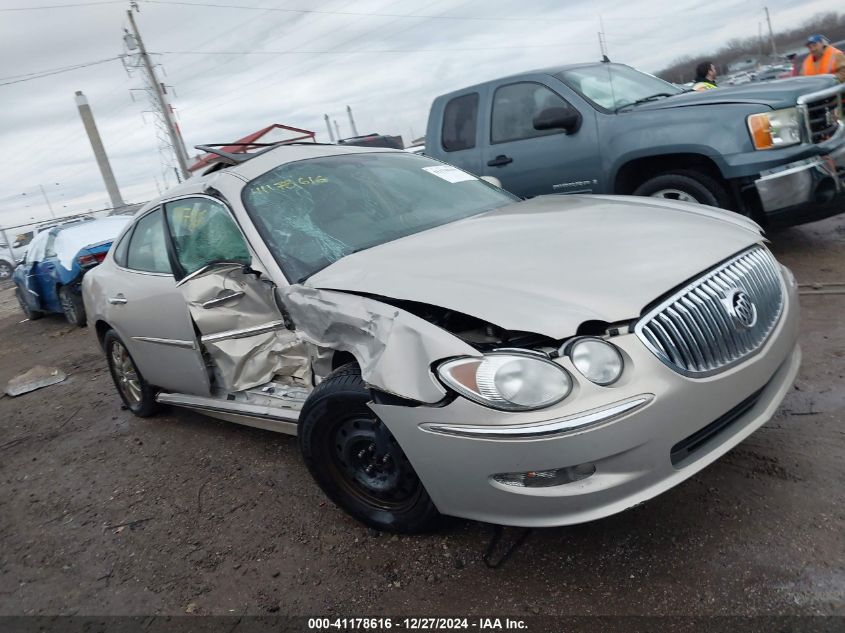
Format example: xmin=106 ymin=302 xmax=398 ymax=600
xmin=747 ymin=107 xmax=802 ymax=150
xmin=568 ymin=338 xmax=624 ymax=385
xmin=437 ymin=352 xmax=572 ymax=411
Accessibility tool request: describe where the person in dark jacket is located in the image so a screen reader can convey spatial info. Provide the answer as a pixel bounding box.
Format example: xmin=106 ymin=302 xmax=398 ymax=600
xmin=693 ymin=61 xmax=717 ymax=90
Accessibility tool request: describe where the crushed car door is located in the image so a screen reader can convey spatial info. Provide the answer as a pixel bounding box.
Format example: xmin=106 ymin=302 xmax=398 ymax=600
xmin=162 ymin=195 xmax=310 ymax=393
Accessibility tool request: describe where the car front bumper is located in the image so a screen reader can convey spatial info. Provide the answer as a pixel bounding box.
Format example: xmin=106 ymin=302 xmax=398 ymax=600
xmin=371 ymin=274 xmax=800 ymax=528
xmin=753 ymin=134 xmax=845 ymax=227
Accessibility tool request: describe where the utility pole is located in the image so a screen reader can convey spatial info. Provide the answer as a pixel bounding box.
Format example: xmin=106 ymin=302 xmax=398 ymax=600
xmin=126 ymin=8 xmax=190 ymax=179
xmin=758 ymin=22 xmax=763 ymax=58
xmin=324 ymin=114 xmax=336 ymax=142
xmin=38 ymin=185 xmax=56 ymax=219
xmin=764 ymin=7 xmax=777 ymax=56
xmin=75 ymin=91 xmax=124 ymax=209
xmin=346 ymin=105 xmax=359 ymax=137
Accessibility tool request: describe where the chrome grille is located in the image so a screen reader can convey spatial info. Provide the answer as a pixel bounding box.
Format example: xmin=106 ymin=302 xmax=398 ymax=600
xmin=635 ymin=246 xmax=784 ymax=377
xmin=805 ymin=93 xmax=841 ymax=143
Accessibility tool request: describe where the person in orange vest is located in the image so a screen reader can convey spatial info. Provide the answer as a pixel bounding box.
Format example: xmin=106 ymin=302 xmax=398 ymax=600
xmin=802 ymin=34 xmax=845 ymax=82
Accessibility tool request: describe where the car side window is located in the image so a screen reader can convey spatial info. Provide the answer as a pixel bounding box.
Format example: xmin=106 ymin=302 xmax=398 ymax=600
xmin=491 ymin=82 xmax=571 ymax=144
xmin=112 ymin=226 xmax=133 ymax=267
xmin=125 ymin=209 xmax=171 ymax=273
xmin=442 ymin=92 xmax=479 ymax=152
xmin=164 ymin=197 xmax=250 ymax=276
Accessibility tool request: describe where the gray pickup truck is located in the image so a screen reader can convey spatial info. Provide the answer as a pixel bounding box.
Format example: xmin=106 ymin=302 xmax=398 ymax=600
xmin=424 ymin=62 xmax=845 ymax=228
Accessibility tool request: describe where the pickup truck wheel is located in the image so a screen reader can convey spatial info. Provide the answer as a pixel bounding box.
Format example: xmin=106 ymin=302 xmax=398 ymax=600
xmin=104 ymin=330 xmax=158 ymax=417
xmin=298 ymin=363 xmax=442 ymax=534
xmin=15 ymin=288 xmax=43 ymax=320
xmin=59 ymin=286 xmax=86 ymax=327
xmin=634 ymin=170 xmax=730 ymax=209
xmin=0 ymin=260 xmax=13 ymax=280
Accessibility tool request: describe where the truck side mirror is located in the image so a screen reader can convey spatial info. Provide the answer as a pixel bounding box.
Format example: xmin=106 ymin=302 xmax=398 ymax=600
xmin=533 ymin=106 xmax=582 ymax=134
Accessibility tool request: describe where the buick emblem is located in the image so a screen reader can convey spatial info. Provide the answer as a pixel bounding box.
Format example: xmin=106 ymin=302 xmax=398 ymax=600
xmin=726 ymin=289 xmax=757 ymax=330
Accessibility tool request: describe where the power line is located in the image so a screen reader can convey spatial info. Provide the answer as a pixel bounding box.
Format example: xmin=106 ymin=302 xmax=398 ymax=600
xmin=138 ymin=0 xmax=732 ymax=22
xmin=0 ymin=1 xmax=122 ymax=11
xmin=139 ymin=0 xmax=579 ymax=22
xmin=160 ymin=43 xmax=580 ymax=56
xmin=0 ymin=57 xmax=122 ymax=86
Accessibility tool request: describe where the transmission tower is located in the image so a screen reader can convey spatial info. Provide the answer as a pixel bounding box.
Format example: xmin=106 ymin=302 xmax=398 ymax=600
xmin=122 ymin=3 xmax=190 ymax=186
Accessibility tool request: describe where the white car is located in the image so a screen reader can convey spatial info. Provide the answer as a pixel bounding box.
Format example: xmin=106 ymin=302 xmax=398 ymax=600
xmin=83 ymin=143 xmax=800 ymax=533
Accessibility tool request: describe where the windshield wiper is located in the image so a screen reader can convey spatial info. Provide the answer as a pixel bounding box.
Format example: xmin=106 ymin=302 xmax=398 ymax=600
xmin=615 ymin=92 xmax=674 ymax=112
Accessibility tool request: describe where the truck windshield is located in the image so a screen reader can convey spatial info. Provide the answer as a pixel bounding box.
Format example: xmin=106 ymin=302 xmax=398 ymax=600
xmin=558 ymin=64 xmax=682 ymax=111
xmin=242 ymin=152 xmax=518 ymax=283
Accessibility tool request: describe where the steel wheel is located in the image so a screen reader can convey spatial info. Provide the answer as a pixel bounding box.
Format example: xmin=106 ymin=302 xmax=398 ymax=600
xmin=111 ymin=340 xmax=142 ymax=405
xmin=0 ymin=261 xmax=12 ymax=280
xmin=331 ymin=416 xmax=418 ymax=509
xmin=298 ymin=363 xmax=441 ymax=533
xmin=650 ymin=188 xmax=699 ymax=203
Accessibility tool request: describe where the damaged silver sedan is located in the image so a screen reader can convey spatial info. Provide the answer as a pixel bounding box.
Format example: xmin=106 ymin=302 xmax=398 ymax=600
xmin=83 ymin=144 xmax=800 ymax=533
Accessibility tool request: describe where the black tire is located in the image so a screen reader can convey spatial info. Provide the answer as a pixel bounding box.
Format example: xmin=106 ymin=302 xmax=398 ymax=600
xmin=58 ymin=286 xmax=86 ymax=327
xmin=15 ymin=287 xmax=43 ymax=320
xmin=298 ymin=363 xmax=442 ymax=533
xmin=104 ymin=330 xmax=158 ymax=417
xmin=633 ymin=170 xmax=732 ymax=209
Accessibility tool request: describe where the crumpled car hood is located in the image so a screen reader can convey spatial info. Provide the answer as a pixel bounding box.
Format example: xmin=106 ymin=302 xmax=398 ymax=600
xmin=306 ymin=195 xmax=763 ymax=339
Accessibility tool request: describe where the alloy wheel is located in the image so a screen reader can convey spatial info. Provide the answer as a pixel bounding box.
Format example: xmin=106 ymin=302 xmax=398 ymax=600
xmin=650 ymin=188 xmax=699 ymax=203
xmin=111 ymin=341 xmax=142 ymax=405
xmin=60 ymin=291 xmax=78 ymax=324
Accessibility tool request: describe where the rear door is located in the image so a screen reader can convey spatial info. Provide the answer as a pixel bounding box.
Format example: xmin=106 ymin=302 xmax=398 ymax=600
xmin=428 ymin=89 xmax=487 ymax=176
xmin=162 ymin=195 xmax=306 ymax=393
xmin=109 ymin=207 xmax=212 ymax=396
xmin=481 ymin=78 xmax=601 ymax=197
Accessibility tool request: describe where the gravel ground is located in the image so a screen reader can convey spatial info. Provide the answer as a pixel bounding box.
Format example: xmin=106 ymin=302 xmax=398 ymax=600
xmin=0 ymin=216 xmax=843 ymax=619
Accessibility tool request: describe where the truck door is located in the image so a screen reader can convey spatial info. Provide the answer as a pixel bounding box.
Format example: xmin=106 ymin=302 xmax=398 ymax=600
xmin=163 ymin=196 xmax=307 ymax=394
xmin=428 ymin=89 xmax=487 ymax=177
xmin=481 ymin=79 xmax=601 ymax=198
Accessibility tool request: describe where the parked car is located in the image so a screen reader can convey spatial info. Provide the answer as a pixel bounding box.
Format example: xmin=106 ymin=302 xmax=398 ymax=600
xmin=14 ymin=216 xmax=130 ymax=325
xmin=84 ymin=144 xmax=800 ymax=533
xmin=0 ymin=247 xmax=22 ymax=281
xmin=424 ymin=62 xmax=845 ymax=228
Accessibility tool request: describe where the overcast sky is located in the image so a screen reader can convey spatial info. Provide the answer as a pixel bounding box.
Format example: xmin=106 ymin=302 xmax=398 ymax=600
xmin=0 ymin=0 xmax=840 ymax=230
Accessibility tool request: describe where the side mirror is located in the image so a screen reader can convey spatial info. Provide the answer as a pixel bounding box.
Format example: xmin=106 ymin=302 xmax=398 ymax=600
xmin=533 ymin=106 xmax=582 ymax=134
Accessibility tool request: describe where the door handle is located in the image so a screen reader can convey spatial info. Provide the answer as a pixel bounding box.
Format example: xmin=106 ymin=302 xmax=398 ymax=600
xmin=487 ymin=154 xmax=513 ymax=167
xmin=108 ymin=294 xmax=128 ymax=305
xmin=202 ymin=289 xmax=245 ymax=309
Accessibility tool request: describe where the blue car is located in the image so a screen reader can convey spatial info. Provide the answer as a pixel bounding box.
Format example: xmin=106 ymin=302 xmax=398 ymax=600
xmin=13 ymin=216 xmax=130 ymax=326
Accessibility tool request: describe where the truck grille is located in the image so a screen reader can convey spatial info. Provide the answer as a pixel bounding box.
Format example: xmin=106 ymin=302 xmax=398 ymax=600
xmin=805 ymin=93 xmax=841 ymax=143
xmin=635 ymin=246 xmax=784 ymax=377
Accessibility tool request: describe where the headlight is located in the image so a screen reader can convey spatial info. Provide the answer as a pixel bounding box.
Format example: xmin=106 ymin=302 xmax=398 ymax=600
xmin=747 ymin=107 xmax=802 ymax=150
xmin=568 ymin=338 xmax=624 ymax=386
xmin=437 ymin=352 xmax=572 ymax=411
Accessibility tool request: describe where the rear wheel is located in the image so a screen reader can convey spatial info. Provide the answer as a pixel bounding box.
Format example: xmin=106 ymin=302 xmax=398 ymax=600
xmin=0 ymin=260 xmax=13 ymax=281
xmin=59 ymin=286 xmax=86 ymax=327
xmin=633 ymin=170 xmax=731 ymax=209
xmin=104 ymin=330 xmax=158 ymax=417
xmin=298 ymin=363 xmax=442 ymax=533
xmin=15 ymin=287 xmax=43 ymax=320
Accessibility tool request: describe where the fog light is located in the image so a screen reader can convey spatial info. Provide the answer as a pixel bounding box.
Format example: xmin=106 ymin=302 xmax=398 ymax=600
xmin=493 ymin=463 xmax=596 ymax=488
